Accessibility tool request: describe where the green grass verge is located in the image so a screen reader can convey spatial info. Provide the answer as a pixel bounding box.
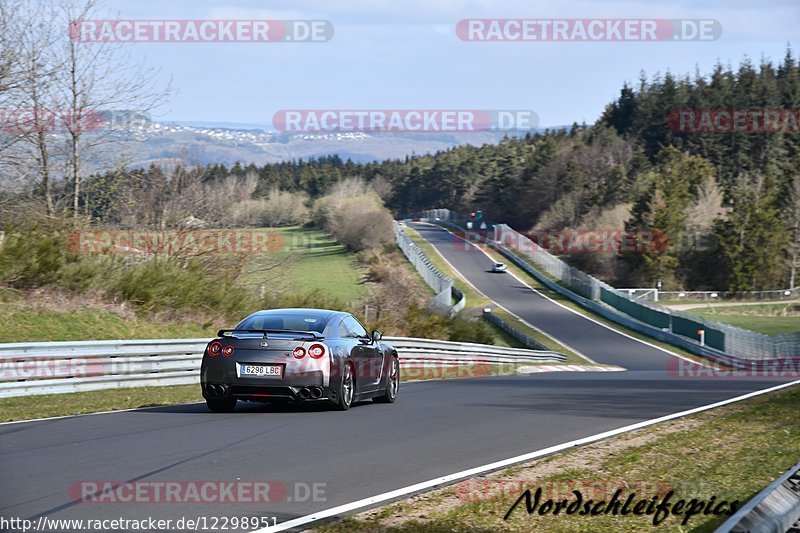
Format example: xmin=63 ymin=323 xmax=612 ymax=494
xmin=316 ymin=383 xmax=800 ymax=532
xmin=689 ymin=304 xmax=800 ymax=335
xmin=0 ymin=385 xmax=203 ymax=422
xmin=0 ymin=306 xmax=215 ymax=343
xmin=244 ymin=226 xmax=367 ymax=304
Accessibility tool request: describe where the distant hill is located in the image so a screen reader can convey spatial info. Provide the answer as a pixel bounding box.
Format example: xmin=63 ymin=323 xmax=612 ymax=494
xmin=103 ymin=117 xmax=549 ymax=167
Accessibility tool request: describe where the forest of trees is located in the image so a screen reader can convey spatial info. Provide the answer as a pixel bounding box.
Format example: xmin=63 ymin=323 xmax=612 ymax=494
xmin=4 ymin=50 xmax=800 ymax=292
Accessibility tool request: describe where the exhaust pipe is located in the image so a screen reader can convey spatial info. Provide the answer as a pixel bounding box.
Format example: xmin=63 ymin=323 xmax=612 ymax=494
xmin=310 ymin=387 xmax=323 ymax=399
xmin=297 ymin=387 xmax=311 ymax=400
xmin=207 ymin=384 xmax=227 ymax=397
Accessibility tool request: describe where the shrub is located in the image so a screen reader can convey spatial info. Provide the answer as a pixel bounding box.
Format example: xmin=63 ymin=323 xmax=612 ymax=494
xmin=0 ymin=222 xmax=72 ymax=289
xmin=313 ymin=179 xmax=394 ymax=252
xmin=231 ymin=188 xmax=310 ymax=227
xmin=110 ymin=258 xmax=255 ymax=317
xmin=402 ymin=305 xmax=495 ymax=344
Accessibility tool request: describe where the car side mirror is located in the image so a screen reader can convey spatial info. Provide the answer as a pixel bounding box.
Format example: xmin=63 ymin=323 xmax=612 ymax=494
xmin=371 ymin=330 xmax=382 ymax=342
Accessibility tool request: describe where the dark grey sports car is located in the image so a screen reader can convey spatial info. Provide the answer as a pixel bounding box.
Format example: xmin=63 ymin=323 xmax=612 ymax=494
xmin=201 ymin=308 xmax=399 ymax=412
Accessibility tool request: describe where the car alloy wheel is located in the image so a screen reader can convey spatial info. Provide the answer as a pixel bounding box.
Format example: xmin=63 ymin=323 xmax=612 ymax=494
xmin=342 ymin=363 xmax=354 ymax=406
xmin=388 ymin=357 xmax=399 ymax=399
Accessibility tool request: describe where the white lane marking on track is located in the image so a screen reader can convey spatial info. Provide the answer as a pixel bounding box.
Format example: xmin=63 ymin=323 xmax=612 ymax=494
xmin=251 ymin=379 xmax=800 ymax=532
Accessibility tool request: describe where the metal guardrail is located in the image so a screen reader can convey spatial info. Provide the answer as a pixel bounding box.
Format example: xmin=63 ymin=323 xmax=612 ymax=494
xmin=395 ymin=221 xmax=465 ymax=316
xmin=483 ymin=310 xmax=549 ymax=351
xmin=0 ymin=336 xmax=565 ymax=398
xmin=716 ymin=461 xmax=800 ymax=533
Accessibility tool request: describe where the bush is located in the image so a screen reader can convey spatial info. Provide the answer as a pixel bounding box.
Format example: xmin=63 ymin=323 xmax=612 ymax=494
xmin=403 ymin=305 xmax=495 ymax=344
xmin=110 ymin=258 xmax=255 ymax=317
xmin=231 ymin=188 xmax=310 ymax=227
xmin=312 ymin=178 xmax=393 ymax=252
xmin=0 ymin=222 xmax=72 ymax=289
xmin=447 ymin=316 xmax=495 ymax=344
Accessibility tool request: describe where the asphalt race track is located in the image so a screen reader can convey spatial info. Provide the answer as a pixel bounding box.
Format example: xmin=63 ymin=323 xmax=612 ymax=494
xmin=1 ymin=223 xmax=796 ymax=531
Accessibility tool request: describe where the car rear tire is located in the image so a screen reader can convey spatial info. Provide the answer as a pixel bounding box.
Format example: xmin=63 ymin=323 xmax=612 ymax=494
xmin=374 ymin=356 xmax=399 ymax=404
xmin=206 ymin=398 xmax=237 ymax=412
xmin=333 ymin=362 xmax=355 ymax=411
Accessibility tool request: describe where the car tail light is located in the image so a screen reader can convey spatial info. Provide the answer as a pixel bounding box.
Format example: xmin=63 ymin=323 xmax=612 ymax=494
xmin=222 ymin=345 xmax=234 ymax=357
xmin=293 ymin=346 xmax=306 ymax=359
xmin=208 ymin=341 xmax=222 ymax=357
xmin=309 ymin=343 xmax=326 ymax=359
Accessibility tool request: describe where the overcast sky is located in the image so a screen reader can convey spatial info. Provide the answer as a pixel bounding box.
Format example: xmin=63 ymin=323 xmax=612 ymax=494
xmin=98 ymin=0 xmax=799 ymax=128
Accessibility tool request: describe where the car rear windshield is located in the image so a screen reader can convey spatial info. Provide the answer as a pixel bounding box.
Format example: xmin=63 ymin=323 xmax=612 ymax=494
xmin=236 ymin=314 xmax=327 ymax=333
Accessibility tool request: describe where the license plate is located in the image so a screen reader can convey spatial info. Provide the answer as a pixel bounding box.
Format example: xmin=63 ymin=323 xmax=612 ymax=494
xmin=241 ymin=364 xmax=282 ymax=377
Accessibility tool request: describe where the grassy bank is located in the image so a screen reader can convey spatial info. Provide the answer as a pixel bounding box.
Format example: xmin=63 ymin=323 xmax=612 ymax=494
xmin=244 ymin=226 xmax=367 ymax=304
xmin=688 ymin=303 xmax=800 ymax=335
xmin=0 ymin=305 xmax=216 ymax=343
xmin=0 ymin=385 xmax=203 ymax=422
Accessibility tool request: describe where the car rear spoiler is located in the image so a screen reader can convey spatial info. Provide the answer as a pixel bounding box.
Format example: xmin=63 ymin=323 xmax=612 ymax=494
xmin=217 ymin=329 xmax=325 ymax=340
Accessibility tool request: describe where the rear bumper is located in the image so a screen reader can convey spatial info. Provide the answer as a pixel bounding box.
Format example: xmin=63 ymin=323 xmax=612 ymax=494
xmin=202 ymin=356 xmax=332 ymax=402
xmin=202 ymin=352 xmax=330 ymax=386
xmin=202 ymin=382 xmax=332 ymax=402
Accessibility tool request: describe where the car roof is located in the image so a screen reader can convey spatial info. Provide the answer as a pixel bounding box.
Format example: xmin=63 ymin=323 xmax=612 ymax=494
xmin=248 ymin=308 xmax=346 ymax=320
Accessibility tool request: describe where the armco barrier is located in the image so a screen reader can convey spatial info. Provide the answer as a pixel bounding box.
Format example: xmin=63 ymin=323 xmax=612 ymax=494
xmin=482 ymin=310 xmax=549 ymax=351
xmin=395 ymin=221 xmax=465 ymax=315
xmin=0 ymin=337 xmax=565 ymax=398
xmin=715 ymin=461 xmax=800 ymax=533
xmin=423 ymin=210 xmax=794 ymax=367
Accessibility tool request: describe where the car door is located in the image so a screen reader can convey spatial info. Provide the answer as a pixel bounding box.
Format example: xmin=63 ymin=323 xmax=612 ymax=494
xmin=343 ymin=316 xmax=383 ymax=392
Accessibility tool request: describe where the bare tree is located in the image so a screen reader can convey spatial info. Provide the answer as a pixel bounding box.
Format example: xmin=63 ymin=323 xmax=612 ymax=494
xmin=1 ymin=0 xmax=169 ymax=217
xmin=49 ymin=0 xmax=169 ymax=216
xmin=9 ymin=1 xmax=63 ymax=215
xmin=0 ymin=0 xmax=26 ymax=161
